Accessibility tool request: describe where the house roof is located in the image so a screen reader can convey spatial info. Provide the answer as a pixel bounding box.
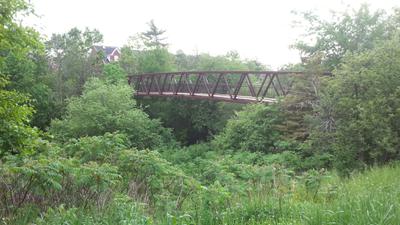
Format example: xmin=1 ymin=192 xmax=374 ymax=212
xmin=93 ymin=45 xmax=119 ymax=56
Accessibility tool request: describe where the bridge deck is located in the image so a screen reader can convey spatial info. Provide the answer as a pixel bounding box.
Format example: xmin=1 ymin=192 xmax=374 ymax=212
xmin=136 ymin=91 xmax=277 ymax=103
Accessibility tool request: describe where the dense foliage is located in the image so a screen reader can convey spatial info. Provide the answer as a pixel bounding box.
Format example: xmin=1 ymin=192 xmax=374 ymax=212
xmin=50 ymin=78 xmax=174 ymax=149
xmin=214 ymin=104 xmax=283 ymax=153
xmin=1 ymin=1 xmax=400 ymax=224
xmin=0 ymin=0 xmax=52 ymax=129
xmin=309 ymin=35 xmax=400 ymax=175
xmin=294 ymin=5 xmax=400 ymax=70
xmin=0 ymin=77 xmax=39 ymax=158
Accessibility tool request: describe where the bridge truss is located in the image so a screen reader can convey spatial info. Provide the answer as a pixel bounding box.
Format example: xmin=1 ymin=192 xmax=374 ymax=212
xmin=128 ymin=71 xmax=320 ymax=103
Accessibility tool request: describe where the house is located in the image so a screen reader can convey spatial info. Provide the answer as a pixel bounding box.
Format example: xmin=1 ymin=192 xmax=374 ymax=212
xmin=91 ymin=45 xmax=121 ymax=63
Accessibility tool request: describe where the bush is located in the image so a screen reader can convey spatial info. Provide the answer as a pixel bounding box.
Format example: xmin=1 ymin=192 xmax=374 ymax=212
xmin=115 ymin=149 xmax=200 ymax=210
xmin=34 ymin=195 xmax=151 ymax=225
xmin=213 ymin=104 xmax=282 ymax=153
xmin=60 ymin=133 xmax=199 ymax=211
xmin=50 ymin=78 xmax=175 ymax=149
xmin=0 ymin=151 xmax=121 ymax=218
xmin=63 ymin=132 xmax=129 ymax=163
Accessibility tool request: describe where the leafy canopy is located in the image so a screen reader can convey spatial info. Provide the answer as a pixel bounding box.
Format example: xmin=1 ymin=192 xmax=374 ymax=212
xmin=310 ymin=34 xmax=400 ymax=175
xmin=50 ymin=78 xmax=174 ymax=149
xmin=293 ymin=5 xmax=400 ymax=70
xmin=0 ymin=0 xmax=55 ymax=129
xmin=46 ymin=27 xmax=104 ymax=109
xmin=214 ymin=104 xmax=282 ymax=153
xmin=0 ymin=77 xmax=39 ymax=159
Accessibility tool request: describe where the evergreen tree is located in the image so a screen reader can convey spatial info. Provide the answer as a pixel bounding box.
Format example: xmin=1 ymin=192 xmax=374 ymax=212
xmin=141 ymin=20 xmax=168 ymax=48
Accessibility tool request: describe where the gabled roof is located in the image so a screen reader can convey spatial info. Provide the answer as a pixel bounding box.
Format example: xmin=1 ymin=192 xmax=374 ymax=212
xmin=93 ymin=45 xmax=120 ymax=56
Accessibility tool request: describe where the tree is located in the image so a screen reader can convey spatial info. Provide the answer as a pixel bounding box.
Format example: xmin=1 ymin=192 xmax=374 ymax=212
xmin=49 ymin=78 xmax=174 ymax=149
xmin=137 ymin=48 xmax=176 ymax=73
xmin=293 ymin=5 xmax=399 ymax=70
xmin=141 ymin=20 xmax=168 ymax=48
xmin=118 ymin=46 xmax=139 ymax=75
xmin=103 ymin=63 xmax=126 ymax=84
xmin=0 ymin=0 xmax=55 ymax=129
xmin=121 ymin=21 xmax=175 ymax=74
xmin=46 ymin=27 xmax=104 ymax=112
xmin=0 ymin=77 xmax=39 ymax=159
xmin=309 ymin=35 xmax=400 ymax=175
xmin=119 ymin=44 xmax=175 ymax=74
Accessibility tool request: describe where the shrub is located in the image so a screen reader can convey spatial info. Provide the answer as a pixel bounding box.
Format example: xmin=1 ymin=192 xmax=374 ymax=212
xmin=50 ymin=78 xmax=175 ymax=149
xmin=34 ymin=195 xmax=151 ymax=225
xmin=63 ymin=132 xmax=129 ymax=163
xmin=213 ymin=104 xmax=282 ymax=153
xmin=0 ymin=151 xmax=121 ymax=218
xmin=115 ymin=149 xmax=200 ymax=210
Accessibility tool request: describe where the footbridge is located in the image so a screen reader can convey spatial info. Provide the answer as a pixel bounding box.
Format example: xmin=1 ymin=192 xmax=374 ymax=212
xmin=128 ymin=71 xmax=327 ymax=103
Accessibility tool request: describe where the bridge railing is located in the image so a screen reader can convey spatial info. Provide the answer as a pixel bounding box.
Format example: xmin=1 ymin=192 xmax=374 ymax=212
xmin=127 ymin=71 xmax=325 ymax=103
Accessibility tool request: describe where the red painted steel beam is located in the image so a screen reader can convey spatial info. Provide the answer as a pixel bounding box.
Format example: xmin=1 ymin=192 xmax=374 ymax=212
xmin=135 ymin=91 xmax=277 ymax=104
xmin=129 ymin=71 xmax=330 ymax=104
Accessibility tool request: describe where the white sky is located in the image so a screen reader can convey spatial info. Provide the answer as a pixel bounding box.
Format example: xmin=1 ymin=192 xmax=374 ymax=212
xmin=26 ymin=0 xmax=398 ymax=69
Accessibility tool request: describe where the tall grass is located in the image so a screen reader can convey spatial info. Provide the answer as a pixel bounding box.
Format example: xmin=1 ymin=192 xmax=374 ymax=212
xmin=300 ymin=165 xmax=400 ymax=225
xmin=7 ymin=164 xmax=400 ymax=225
xmin=160 ymin=164 xmax=400 ymax=225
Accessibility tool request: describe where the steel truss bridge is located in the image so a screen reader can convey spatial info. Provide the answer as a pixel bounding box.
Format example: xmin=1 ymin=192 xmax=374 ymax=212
xmin=128 ymin=71 xmax=327 ymax=103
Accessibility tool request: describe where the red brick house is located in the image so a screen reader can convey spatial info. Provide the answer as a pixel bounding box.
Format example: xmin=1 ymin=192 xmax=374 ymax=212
xmin=92 ymin=45 xmax=121 ymax=63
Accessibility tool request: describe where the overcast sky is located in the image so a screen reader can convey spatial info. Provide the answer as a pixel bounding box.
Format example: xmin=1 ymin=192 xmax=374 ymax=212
xmin=26 ymin=0 xmax=398 ymax=69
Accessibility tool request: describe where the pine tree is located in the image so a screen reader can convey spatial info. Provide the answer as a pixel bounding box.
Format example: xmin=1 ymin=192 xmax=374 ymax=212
xmin=141 ymin=20 xmax=168 ymax=48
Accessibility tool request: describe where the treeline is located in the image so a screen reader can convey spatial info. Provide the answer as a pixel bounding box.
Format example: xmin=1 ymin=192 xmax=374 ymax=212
xmin=1 ymin=0 xmax=400 ymax=224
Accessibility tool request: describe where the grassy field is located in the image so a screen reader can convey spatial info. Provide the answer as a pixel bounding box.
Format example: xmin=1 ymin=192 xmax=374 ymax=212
xmin=33 ymin=164 xmax=400 ymax=225
xmin=249 ymin=165 xmax=399 ymax=225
